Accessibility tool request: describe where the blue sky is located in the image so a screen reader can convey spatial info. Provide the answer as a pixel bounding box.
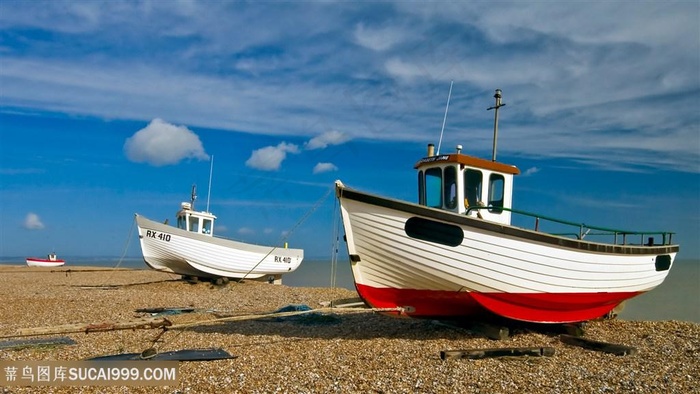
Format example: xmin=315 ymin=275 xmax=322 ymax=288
xmin=1 ymin=1 xmax=698 ymax=261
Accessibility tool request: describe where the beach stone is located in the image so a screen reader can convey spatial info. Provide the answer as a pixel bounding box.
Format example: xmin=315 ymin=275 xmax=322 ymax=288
xmin=0 ymin=265 xmax=698 ymax=393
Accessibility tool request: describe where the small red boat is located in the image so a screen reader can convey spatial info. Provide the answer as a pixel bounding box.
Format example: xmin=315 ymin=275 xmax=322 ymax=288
xmin=26 ymin=253 xmax=65 ymax=267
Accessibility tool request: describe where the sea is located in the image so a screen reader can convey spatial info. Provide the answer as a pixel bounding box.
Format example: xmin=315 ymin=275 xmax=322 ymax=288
xmin=1 ymin=257 xmax=698 ymax=323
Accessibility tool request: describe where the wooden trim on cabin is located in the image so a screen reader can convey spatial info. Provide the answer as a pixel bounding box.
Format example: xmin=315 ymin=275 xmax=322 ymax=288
xmin=414 ymin=154 xmax=521 ymax=175
xmin=337 ymin=185 xmax=679 ymax=256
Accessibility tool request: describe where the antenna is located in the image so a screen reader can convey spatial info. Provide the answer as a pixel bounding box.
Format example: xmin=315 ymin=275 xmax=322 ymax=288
xmin=487 ymin=89 xmax=506 ymax=161
xmin=436 ymin=80 xmax=453 ymax=155
xmin=190 ymin=184 xmax=197 ymax=209
xmin=206 ymin=155 xmax=214 ymax=213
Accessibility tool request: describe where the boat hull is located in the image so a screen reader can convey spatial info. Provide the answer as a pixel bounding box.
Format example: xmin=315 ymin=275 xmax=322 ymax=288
xmin=135 ymin=214 xmax=303 ymax=280
xmin=26 ymin=258 xmax=65 ymax=267
xmin=336 ymin=183 xmax=678 ymax=323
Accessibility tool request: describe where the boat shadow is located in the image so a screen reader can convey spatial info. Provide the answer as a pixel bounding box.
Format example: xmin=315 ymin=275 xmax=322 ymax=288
xmin=177 ymin=312 xmax=577 ymax=341
xmin=181 ymin=313 xmax=467 ymax=341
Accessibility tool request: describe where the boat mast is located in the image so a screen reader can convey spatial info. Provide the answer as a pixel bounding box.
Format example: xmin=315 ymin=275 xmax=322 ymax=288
xmin=206 ymin=155 xmax=214 ymax=213
xmin=487 ymin=89 xmax=506 ymax=161
xmin=190 ymin=184 xmax=197 ymax=210
xmin=436 ymin=81 xmax=454 ymax=155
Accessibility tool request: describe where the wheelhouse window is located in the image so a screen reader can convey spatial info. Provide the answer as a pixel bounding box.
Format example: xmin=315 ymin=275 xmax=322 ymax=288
xmin=177 ymin=216 xmax=186 ymax=230
xmin=464 ymin=169 xmax=483 ymax=208
xmin=444 ymin=166 xmax=457 ymax=209
xmin=488 ymin=174 xmax=505 ymax=213
xmin=418 ymin=171 xmax=425 ymax=205
xmin=202 ymin=218 xmax=213 ymax=234
xmin=188 ymin=217 xmax=199 ymax=232
xmin=424 ymin=167 xmax=443 ymax=208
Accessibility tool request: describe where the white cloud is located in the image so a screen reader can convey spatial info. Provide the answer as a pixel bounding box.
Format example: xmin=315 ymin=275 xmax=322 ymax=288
xmin=313 ymin=162 xmax=338 ymax=174
xmin=124 ymin=118 xmax=209 ymax=166
xmin=238 ymin=227 xmax=255 ymax=235
xmin=245 ymin=142 xmax=300 ymax=171
xmin=354 ymin=23 xmax=409 ymax=51
xmin=305 ymin=130 xmax=351 ymax=150
xmin=24 ymin=212 xmax=44 ymax=230
xmin=523 ymin=167 xmax=540 ymax=176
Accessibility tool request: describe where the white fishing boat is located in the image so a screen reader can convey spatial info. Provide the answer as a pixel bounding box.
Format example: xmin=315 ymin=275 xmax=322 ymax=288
xmin=335 ymin=89 xmax=679 ymax=324
xmin=136 ymin=179 xmax=303 ymax=283
xmin=26 ymin=253 xmax=65 ymax=267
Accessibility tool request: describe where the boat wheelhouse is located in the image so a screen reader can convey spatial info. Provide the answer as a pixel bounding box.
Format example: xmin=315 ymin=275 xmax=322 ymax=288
xmin=416 ymin=143 xmax=520 ymax=225
xmin=176 ymin=201 xmax=216 ymax=236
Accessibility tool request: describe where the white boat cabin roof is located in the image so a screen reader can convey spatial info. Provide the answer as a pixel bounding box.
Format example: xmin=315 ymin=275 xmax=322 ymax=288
xmin=414 ymin=144 xmax=520 ymax=225
xmin=176 ymin=202 xmax=217 ymax=236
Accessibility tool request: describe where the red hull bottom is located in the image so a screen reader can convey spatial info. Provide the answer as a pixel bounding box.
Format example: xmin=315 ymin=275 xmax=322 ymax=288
xmin=355 ymin=283 xmax=641 ymax=323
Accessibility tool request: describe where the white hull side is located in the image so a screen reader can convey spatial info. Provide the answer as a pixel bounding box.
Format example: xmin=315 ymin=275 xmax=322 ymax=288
xmin=135 ymin=215 xmax=303 ymax=279
xmin=339 ymin=196 xmax=675 ymax=295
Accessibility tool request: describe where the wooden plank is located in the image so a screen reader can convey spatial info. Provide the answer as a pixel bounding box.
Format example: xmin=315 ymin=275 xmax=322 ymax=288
xmin=87 ymin=348 xmax=236 ymax=361
xmin=332 ymin=302 xmax=367 ymax=309
xmin=441 ymin=346 xmax=555 ymax=360
xmin=560 ymin=334 xmax=637 ymax=356
xmin=329 ymin=297 xmax=365 ymax=308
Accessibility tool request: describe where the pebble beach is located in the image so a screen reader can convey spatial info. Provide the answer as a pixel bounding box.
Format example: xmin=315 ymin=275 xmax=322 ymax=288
xmin=0 ymin=266 xmax=698 ymax=393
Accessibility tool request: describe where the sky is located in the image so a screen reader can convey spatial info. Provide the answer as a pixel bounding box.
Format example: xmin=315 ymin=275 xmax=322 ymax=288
xmin=0 ymin=1 xmax=698 ymax=262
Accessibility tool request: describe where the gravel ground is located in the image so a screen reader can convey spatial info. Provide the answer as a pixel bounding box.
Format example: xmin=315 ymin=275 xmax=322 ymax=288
xmin=0 ymin=266 xmax=698 ymax=393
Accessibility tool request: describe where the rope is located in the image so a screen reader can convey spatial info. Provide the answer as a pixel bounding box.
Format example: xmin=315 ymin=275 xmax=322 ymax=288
xmin=238 ymin=186 xmax=334 ymax=281
xmin=113 ymin=217 xmax=136 ymax=270
xmin=109 ymin=217 xmax=181 ymax=354
xmin=166 ymin=306 xmax=406 ymax=331
xmin=101 ymin=216 xmax=181 ymax=285
xmin=329 ymin=196 xmax=341 ymax=288
xmin=280 ymin=185 xmax=335 ymax=244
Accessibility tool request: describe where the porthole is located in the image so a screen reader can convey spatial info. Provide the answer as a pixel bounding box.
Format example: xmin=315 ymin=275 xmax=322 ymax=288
xmin=405 ymin=217 xmax=463 ymax=247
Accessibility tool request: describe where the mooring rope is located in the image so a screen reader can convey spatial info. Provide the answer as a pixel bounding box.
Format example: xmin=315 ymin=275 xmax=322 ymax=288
xmin=113 ymin=217 xmax=135 ymax=270
xmin=165 ymin=306 xmax=406 ymax=331
xmin=329 ymin=196 xmax=342 ymax=288
xmin=238 ymin=185 xmax=334 ymax=281
xmin=98 ymin=215 xmax=181 ymax=286
xmin=0 ymin=305 xmax=406 ymax=342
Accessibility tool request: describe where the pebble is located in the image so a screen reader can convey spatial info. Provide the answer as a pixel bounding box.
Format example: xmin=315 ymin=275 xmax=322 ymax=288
xmin=0 ymin=266 xmax=698 ymax=393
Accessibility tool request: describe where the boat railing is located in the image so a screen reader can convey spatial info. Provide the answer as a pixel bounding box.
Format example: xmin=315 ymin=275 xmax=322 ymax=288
xmin=466 ymin=206 xmax=675 ymax=246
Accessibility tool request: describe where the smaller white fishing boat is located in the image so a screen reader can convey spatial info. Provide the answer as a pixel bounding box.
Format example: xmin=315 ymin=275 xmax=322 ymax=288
xmin=26 ymin=253 xmax=65 ymax=267
xmin=136 ymin=184 xmax=304 ymax=284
